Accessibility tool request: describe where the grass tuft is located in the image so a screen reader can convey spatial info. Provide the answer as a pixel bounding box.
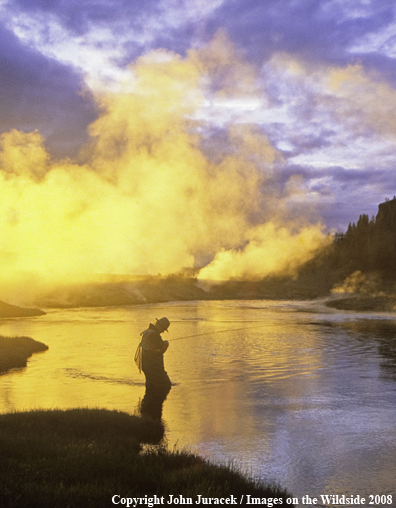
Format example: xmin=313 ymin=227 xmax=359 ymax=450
xmin=0 ymin=408 xmax=293 ymax=508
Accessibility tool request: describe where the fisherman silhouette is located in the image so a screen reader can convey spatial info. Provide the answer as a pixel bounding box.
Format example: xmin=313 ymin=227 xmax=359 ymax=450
xmin=137 ymin=317 xmax=172 ymax=419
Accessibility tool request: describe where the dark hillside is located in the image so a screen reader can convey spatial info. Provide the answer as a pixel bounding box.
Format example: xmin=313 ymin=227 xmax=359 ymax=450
xmin=326 ymin=197 xmax=396 ymax=278
xmin=283 ymin=198 xmax=396 ymax=309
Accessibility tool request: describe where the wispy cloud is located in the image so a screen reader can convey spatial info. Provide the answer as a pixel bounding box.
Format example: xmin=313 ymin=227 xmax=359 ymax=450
xmin=0 ymin=0 xmax=225 ymax=90
xmin=0 ymin=0 xmax=395 ymax=232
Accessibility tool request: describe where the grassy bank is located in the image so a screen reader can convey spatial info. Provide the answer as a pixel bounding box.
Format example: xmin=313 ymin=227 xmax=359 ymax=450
xmin=326 ymin=294 xmax=396 ymax=311
xmin=0 ymin=300 xmax=46 ymax=318
xmin=0 ymin=336 xmax=48 ymax=374
xmin=0 ymin=408 xmax=293 ymax=508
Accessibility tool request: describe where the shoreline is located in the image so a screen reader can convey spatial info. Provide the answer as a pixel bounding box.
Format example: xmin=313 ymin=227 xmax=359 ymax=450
xmin=325 ymin=294 xmax=396 ymax=312
xmin=0 ymin=299 xmax=46 ymax=318
xmin=0 ymin=335 xmax=49 ymax=374
xmin=0 ymin=408 xmax=293 ymax=507
xmin=2 ymin=275 xmax=395 ymax=318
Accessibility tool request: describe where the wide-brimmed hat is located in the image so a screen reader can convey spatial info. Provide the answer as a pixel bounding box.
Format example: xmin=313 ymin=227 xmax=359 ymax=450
xmin=156 ymin=317 xmax=170 ymax=333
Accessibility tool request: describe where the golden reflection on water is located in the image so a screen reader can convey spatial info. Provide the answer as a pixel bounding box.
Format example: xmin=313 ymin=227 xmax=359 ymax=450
xmin=161 ymin=306 xmax=325 ymax=451
xmin=0 ymin=302 xmax=323 ymax=421
xmin=1 ymin=301 xmax=396 ymax=502
xmin=0 ymin=310 xmax=144 ymax=412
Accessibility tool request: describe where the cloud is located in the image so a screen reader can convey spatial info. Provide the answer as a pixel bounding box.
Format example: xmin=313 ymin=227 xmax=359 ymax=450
xmin=5 ymin=0 xmax=161 ymax=36
xmin=197 ymin=222 xmax=327 ymax=282
xmin=248 ymin=51 xmax=396 ymax=229
xmin=1 ymin=0 xmax=396 ymax=239
xmin=285 ymin=163 xmax=396 ymax=230
xmin=0 ymin=37 xmax=330 ymax=303
xmin=1 ymin=0 xmax=226 ymax=91
xmin=0 ymin=23 xmax=97 ymax=157
xmin=259 ymin=53 xmax=396 ymax=163
xmin=327 ymin=63 xmax=396 ymax=138
xmin=213 ymin=0 xmax=396 ymax=65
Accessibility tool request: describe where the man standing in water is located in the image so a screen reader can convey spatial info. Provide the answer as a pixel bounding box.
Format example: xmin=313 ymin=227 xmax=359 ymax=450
xmin=140 ymin=317 xmax=172 ymax=396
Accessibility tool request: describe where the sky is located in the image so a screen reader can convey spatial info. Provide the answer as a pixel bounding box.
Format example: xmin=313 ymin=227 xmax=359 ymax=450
xmin=1 ymin=0 xmax=396 ymax=293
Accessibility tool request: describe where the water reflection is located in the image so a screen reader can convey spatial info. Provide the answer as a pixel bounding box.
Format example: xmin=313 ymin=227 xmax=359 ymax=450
xmin=139 ymin=386 xmax=171 ymax=420
xmin=0 ymin=301 xmax=395 ymax=504
xmin=336 ymin=319 xmax=396 ymax=381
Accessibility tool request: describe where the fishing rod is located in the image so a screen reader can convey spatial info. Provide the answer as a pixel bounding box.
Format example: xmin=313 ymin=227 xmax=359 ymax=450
xmin=135 ymin=322 xmax=269 ymax=373
xmin=169 ymin=323 xmax=269 ymax=342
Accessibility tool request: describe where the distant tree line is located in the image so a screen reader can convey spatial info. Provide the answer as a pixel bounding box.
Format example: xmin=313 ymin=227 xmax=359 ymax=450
xmin=326 ymin=197 xmax=396 ymax=275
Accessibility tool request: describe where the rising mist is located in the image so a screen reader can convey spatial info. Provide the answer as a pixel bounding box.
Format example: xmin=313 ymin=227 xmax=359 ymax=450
xmin=0 ymin=34 xmax=329 ymax=305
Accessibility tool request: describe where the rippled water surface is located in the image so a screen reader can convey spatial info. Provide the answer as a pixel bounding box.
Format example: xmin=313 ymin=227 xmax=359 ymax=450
xmin=1 ymin=300 xmax=396 ymax=505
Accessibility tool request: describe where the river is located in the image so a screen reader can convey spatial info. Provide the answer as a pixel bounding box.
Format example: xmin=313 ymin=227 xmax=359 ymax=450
xmin=0 ymin=299 xmax=395 ymax=506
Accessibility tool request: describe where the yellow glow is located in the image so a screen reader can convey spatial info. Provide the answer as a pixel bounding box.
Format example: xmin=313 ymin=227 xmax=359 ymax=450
xmin=328 ymin=63 xmax=396 ymax=137
xmin=0 ymin=36 xmax=329 ymax=304
xmin=198 ymin=223 xmax=328 ymax=281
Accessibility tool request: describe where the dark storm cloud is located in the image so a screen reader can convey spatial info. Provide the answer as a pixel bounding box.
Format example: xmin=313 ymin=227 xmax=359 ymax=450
xmin=0 ymin=24 xmax=97 ymax=158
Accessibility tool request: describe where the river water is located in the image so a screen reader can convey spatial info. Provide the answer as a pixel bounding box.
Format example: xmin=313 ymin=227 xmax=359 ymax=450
xmin=0 ymin=299 xmax=395 ymax=505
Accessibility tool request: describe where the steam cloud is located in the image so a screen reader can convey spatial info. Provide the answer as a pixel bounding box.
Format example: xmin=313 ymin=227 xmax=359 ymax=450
xmin=331 ymin=271 xmax=384 ymax=296
xmin=0 ymin=34 xmax=328 ymax=303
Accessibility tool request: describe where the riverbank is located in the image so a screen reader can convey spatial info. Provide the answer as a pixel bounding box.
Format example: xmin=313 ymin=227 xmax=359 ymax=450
xmin=0 ymin=299 xmax=46 ymax=318
xmin=0 ymin=408 xmax=293 ymax=508
xmin=33 ymin=276 xmax=212 ymax=308
xmin=12 ymin=273 xmax=335 ymax=310
xmin=35 ymin=276 xmax=396 ymax=313
xmin=326 ymin=294 xmax=396 ymax=312
xmin=0 ymin=335 xmax=49 ymax=374
xmin=3 ymin=272 xmax=395 ymax=313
